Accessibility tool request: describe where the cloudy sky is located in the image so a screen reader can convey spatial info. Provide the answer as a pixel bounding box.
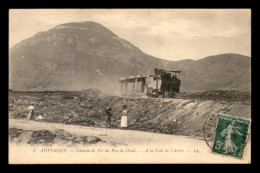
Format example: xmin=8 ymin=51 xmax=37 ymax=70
xmin=9 ymin=9 xmax=251 ymax=61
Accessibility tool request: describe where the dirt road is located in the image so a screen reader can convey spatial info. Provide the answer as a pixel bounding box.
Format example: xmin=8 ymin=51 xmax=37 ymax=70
xmin=9 ymin=119 xmax=250 ymax=164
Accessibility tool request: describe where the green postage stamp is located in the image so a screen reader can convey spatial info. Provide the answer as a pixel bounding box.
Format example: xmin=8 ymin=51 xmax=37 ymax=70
xmin=212 ymin=114 xmax=251 ymax=159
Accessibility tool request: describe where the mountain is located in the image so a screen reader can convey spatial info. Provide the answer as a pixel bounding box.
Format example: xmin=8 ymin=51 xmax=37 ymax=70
xmin=179 ymin=54 xmax=251 ymax=92
xmin=9 ymin=21 xmax=251 ymax=93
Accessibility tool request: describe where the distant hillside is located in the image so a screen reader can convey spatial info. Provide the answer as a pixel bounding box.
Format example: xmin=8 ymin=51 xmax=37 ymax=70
xmin=178 ymin=54 xmax=251 ymax=92
xmin=9 ymin=21 xmax=251 ymax=93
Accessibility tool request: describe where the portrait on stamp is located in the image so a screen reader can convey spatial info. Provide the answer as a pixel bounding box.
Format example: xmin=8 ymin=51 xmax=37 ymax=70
xmin=212 ymin=114 xmax=250 ymax=159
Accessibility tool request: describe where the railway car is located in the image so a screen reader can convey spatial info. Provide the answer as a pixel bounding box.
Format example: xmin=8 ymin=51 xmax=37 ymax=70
xmin=119 ymin=68 xmax=181 ymax=98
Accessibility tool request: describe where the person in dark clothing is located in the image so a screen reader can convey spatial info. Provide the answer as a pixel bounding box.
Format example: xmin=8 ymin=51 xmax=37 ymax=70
xmin=105 ymin=107 xmax=112 ymax=128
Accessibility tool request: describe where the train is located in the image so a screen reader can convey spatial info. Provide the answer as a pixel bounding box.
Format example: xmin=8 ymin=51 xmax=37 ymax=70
xmin=119 ymin=68 xmax=181 ymax=98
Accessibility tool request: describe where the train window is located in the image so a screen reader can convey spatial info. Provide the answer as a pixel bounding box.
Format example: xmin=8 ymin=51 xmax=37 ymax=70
xmin=127 ymin=79 xmax=134 ymax=82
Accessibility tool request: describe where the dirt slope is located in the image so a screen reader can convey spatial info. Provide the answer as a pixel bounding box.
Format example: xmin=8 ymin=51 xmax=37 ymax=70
xmin=9 ymin=90 xmax=251 ymax=138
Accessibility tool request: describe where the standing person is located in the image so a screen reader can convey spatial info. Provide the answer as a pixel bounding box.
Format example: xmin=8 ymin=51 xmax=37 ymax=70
xmin=121 ymin=105 xmax=128 ymax=129
xmin=105 ymin=107 xmax=112 ymax=128
xmin=27 ymin=104 xmax=35 ymax=120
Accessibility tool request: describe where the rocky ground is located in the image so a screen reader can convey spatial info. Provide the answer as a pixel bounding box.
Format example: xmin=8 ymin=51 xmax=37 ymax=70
xmin=175 ymin=90 xmax=251 ymax=105
xmin=9 ymin=127 xmax=102 ymax=147
xmin=8 ymin=89 xmax=251 ymax=139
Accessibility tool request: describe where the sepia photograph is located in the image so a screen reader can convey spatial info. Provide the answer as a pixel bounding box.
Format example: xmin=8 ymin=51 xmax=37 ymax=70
xmin=8 ymin=9 xmax=251 ymax=164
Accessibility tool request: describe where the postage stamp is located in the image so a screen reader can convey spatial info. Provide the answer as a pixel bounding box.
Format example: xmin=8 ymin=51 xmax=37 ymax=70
xmin=212 ymin=114 xmax=251 ymax=159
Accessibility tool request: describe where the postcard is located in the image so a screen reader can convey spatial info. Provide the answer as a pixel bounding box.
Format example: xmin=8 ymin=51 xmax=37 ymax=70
xmin=8 ymin=9 xmax=251 ymax=164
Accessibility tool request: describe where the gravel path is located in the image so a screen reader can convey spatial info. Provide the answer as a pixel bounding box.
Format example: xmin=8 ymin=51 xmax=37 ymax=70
xmin=9 ymin=119 xmax=250 ymax=164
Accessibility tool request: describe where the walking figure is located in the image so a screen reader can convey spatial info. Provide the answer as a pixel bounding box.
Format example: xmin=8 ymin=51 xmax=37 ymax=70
xmin=105 ymin=107 xmax=112 ymax=128
xmin=220 ymin=120 xmax=243 ymax=155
